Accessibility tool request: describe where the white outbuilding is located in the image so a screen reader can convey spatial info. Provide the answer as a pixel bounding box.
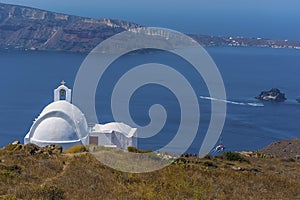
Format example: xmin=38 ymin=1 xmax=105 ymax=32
xmin=89 ymin=122 xmax=137 ymax=149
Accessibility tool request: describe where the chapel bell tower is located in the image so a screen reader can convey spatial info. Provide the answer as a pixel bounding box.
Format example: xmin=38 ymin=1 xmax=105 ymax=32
xmin=54 ymin=80 xmax=72 ymax=102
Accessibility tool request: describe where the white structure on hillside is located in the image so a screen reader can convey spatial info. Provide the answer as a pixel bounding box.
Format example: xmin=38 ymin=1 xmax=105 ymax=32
xmin=24 ymin=81 xmax=137 ymax=150
xmin=90 ymin=122 xmax=137 ymax=149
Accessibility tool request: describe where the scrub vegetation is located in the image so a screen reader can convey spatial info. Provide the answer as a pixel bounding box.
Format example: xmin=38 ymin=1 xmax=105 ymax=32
xmin=0 ymin=143 xmax=299 ymax=200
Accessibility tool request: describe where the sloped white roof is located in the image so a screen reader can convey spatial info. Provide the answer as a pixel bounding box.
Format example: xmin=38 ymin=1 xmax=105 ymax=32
xmin=91 ymin=122 xmax=137 ymax=138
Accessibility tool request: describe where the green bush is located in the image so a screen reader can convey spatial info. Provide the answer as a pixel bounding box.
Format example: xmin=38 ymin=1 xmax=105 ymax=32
xmin=0 ymin=196 xmax=17 ymax=200
xmin=182 ymin=153 xmax=197 ymax=158
xmin=64 ymin=145 xmax=87 ymax=154
xmin=223 ymin=152 xmax=250 ymax=163
xmin=0 ymin=170 xmax=19 ymax=183
xmin=204 ymin=154 xmax=213 ymax=160
xmin=174 ymin=157 xmax=189 ymax=165
xmin=203 ymin=161 xmax=218 ymax=168
xmin=127 ymin=146 xmax=152 ymax=153
xmin=35 ymin=185 xmax=64 ymax=200
xmin=281 ymin=158 xmax=296 ymax=162
xmin=0 ymin=165 xmax=21 ymax=183
xmin=0 ymin=165 xmax=22 ymax=174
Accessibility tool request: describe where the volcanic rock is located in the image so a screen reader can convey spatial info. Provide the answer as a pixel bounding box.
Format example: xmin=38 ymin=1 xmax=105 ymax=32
xmin=256 ymin=88 xmax=286 ymax=102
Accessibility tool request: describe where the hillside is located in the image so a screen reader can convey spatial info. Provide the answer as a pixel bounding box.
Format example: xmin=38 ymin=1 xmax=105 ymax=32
xmin=0 ymin=3 xmax=140 ymax=52
xmin=1 ymin=3 xmax=300 ymax=53
xmin=259 ymin=138 xmax=300 ymax=159
xmin=0 ymin=142 xmax=299 ymax=199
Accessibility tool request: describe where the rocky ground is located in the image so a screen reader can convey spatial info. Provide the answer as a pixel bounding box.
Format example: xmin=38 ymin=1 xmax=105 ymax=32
xmin=258 ymin=138 xmax=300 ymax=159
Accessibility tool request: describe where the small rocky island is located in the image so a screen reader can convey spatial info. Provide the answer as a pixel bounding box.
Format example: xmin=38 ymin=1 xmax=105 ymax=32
xmin=256 ymin=88 xmax=286 ymax=102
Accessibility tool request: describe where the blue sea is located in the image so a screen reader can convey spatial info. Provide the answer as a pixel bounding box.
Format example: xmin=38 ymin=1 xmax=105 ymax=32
xmin=1 ymin=47 xmax=300 ymax=154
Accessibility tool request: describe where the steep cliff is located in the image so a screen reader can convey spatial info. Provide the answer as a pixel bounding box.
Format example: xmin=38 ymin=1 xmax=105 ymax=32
xmin=0 ymin=3 xmax=140 ymax=52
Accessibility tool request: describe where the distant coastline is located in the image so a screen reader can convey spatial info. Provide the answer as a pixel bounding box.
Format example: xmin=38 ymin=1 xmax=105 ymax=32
xmin=190 ymin=34 xmax=300 ymax=51
xmin=1 ymin=2 xmax=300 ymax=53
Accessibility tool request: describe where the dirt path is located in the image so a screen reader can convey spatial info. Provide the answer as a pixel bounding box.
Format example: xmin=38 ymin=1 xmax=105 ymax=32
xmin=40 ymin=159 xmax=69 ymax=187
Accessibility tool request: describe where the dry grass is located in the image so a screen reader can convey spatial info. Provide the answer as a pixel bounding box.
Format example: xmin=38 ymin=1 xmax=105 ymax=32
xmin=88 ymin=145 xmax=175 ymax=173
xmin=0 ymin=144 xmax=299 ymax=200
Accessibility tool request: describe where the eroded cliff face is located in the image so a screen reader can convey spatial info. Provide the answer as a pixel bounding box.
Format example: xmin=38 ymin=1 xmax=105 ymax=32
xmin=0 ymin=3 xmax=140 ymax=52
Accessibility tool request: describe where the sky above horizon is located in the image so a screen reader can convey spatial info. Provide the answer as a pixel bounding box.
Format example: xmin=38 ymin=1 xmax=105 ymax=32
xmin=1 ymin=0 xmax=300 ymax=40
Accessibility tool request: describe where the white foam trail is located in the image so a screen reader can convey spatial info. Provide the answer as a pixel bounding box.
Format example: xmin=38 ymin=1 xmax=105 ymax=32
xmin=199 ymin=96 xmax=264 ymax=107
xmin=247 ymin=103 xmax=264 ymax=107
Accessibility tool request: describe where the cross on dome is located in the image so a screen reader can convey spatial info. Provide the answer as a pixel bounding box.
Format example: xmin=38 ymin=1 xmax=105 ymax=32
xmin=61 ymin=80 xmax=66 ymax=85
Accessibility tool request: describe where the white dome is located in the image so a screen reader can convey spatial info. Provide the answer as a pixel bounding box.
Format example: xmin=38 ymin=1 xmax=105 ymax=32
xmin=32 ymin=118 xmax=79 ymax=142
xmin=27 ymin=101 xmax=89 ymax=148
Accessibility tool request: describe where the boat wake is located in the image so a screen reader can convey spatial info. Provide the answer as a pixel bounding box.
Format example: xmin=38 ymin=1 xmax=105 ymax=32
xmin=199 ymin=96 xmax=264 ymax=107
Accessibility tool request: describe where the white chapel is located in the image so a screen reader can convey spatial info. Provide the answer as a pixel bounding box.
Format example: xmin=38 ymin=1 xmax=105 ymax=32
xmin=24 ymin=81 xmax=137 ymax=150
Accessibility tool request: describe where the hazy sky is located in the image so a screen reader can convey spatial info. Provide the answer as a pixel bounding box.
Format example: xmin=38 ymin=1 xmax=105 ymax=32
xmin=1 ymin=0 xmax=300 ymax=39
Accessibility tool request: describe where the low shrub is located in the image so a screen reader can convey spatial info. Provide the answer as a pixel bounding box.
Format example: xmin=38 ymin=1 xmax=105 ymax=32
xmin=182 ymin=153 xmax=197 ymax=158
xmin=0 ymin=195 xmax=17 ymax=200
xmin=64 ymin=145 xmax=87 ymax=154
xmin=174 ymin=157 xmax=189 ymax=165
xmin=127 ymin=146 xmax=152 ymax=153
xmin=0 ymin=165 xmax=21 ymax=183
xmin=204 ymin=154 xmax=213 ymax=160
xmin=0 ymin=165 xmax=22 ymax=174
xmin=0 ymin=170 xmax=19 ymax=182
xmin=281 ymin=158 xmax=296 ymax=162
xmin=203 ymin=161 xmax=218 ymax=168
xmin=222 ymin=152 xmax=250 ymax=163
xmin=257 ymin=153 xmax=267 ymax=158
xmin=35 ymin=185 xmax=64 ymax=200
